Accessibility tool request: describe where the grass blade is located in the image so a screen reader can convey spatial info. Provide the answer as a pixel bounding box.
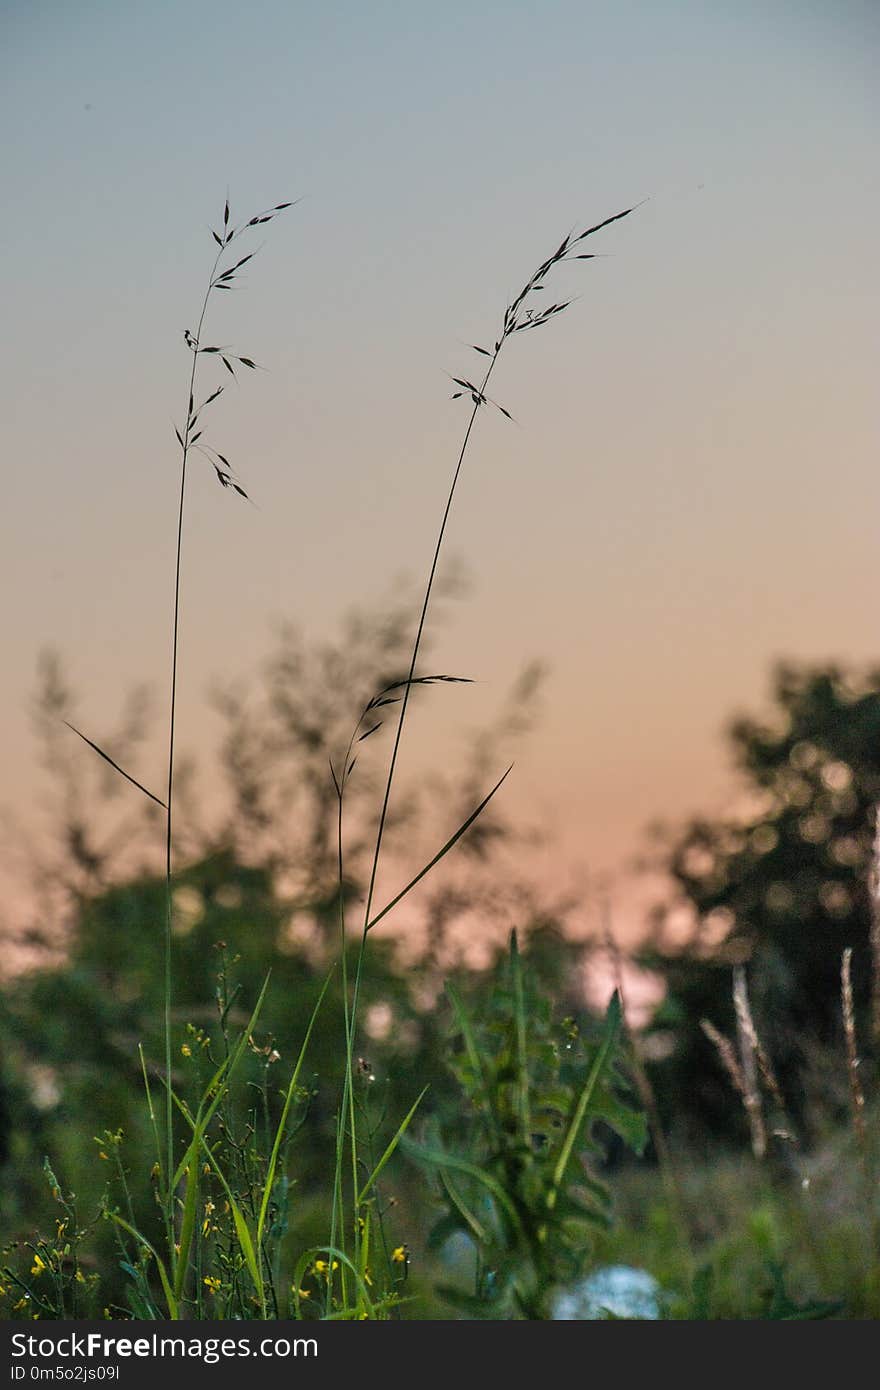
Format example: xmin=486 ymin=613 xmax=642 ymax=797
xmin=291 ymin=1245 xmax=375 ymax=1320
xmin=547 ymin=990 xmax=622 ymax=1212
xmin=106 ymin=1213 xmax=178 ymax=1320
xmin=197 ymin=1133 xmax=263 ymax=1300
xmin=356 ymin=1085 xmax=429 ymax=1207
xmin=170 ymin=972 xmax=270 ymax=1192
xmin=63 ymin=721 xmax=165 ymax=807
xmin=402 ymin=1137 xmax=524 ymax=1237
xmin=509 ymin=931 xmax=531 ymax=1146
xmin=256 ymin=969 xmax=332 ymax=1249
xmin=173 ymin=1151 xmax=200 ymax=1300
xmin=445 ymin=980 xmax=502 ymax=1146
xmin=166 ymin=973 xmax=271 ymax=1300
xmin=366 ymin=765 xmax=512 ymax=932
xmin=437 ymin=1168 xmax=490 ymax=1245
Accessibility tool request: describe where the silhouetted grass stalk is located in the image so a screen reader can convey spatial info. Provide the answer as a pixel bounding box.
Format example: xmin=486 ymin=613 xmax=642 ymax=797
xmin=159 ymin=196 xmax=293 ymax=1263
xmin=329 ymin=203 xmax=641 ymax=1284
xmin=54 ymin=194 xmax=641 ymax=1317
xmin=161 ymin=247 xmax=218 ymax=1231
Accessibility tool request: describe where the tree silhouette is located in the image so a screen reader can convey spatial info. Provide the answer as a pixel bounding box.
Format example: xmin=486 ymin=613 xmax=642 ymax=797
xmin=644 ymin=660 xmax=880 ymax=1141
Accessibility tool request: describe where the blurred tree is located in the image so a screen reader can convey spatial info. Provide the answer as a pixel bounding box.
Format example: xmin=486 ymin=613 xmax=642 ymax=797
xmin=643 ymin=661 xmax=880 ymax=1143
xmin=0 ymin=848 xmax=591 ymax=1308
xmin=210 ymin=595 xmax=550 ymax=956
xmin=0 ymin=596 xmax=587 ymax=1303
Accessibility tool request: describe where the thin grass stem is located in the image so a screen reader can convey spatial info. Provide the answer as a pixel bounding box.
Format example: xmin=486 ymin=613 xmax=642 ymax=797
xmin=162 ymin=243 xmax=226 ymax=1239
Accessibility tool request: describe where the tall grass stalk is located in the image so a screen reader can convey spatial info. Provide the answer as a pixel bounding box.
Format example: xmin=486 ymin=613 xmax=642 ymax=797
xmin=63 ymin=195 xmax=296 ymax=1270
xmin=53 ymin=194 xmax=641 ymax=1317
xmin=159 ymin=199 xmax=294 ymax=1264
xmin=329 ymin=202 xmax=641 ymax=1283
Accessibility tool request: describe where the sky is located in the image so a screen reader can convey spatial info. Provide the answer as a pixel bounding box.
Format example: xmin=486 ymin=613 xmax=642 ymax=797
xmin=2 ymin=0 xmax=878 ymax=946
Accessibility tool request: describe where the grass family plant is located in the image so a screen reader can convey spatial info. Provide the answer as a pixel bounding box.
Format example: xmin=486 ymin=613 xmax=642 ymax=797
xmin=325 ymin=199 xmax=643 ymax=1307
xmin=15 ymin=191 xmax=643 ymax=1319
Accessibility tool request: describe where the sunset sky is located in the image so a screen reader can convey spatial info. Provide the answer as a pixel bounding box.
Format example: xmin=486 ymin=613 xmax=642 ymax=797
xmin=2 ymin=1 xmax=877 ymax=943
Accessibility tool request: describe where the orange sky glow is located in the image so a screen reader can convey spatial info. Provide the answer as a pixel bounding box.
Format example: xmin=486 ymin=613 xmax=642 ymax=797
xmin=2 ymin=2 xmax=877 ymax=971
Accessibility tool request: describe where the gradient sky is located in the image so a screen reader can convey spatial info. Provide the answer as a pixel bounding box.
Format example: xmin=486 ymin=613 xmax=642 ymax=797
xmin=2 ymin=1 xmax=878 ymax=942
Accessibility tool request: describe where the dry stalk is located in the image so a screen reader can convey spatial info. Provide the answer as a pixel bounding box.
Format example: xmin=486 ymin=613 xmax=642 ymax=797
xmin=869 ymin=810 xmax=880 ymax=1047
xmin=841 ymin=947 xmax=867 ymax=1152
xmin=730 ymin=967 xmax=767 ymax=1160
xmin=701 ymin=1016 xmax=766 ymax=1160
xmin=732 ymin=965 xmax=797 ymax=1150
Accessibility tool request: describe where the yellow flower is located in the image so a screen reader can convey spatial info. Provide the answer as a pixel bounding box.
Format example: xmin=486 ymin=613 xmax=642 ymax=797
xmin=203 ymin=1276 xmax=221 ymax=1294
xmin=313 ymin=1258 xmax=339 ymax=1278
xmin=180 ymin=1043 xmax=192 ymax=1057
xmin=30 ymin=1254 xmax=47 ymax=1278
xmin=391 ymin=1244 xmax=409 ymax=1266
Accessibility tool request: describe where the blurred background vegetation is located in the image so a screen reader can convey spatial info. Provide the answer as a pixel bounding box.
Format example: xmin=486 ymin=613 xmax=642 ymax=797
xmin=1 ymin=608 xmax=878 ymax=1317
